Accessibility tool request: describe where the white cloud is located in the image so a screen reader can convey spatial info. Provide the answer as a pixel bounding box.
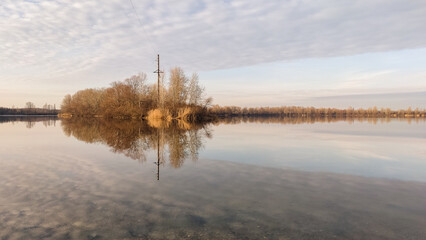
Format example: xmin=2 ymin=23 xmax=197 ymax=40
xmin=1 ymin=0 xmax=426 ymax=106
xmin=2 ymin=0 xmax=426 ymax=74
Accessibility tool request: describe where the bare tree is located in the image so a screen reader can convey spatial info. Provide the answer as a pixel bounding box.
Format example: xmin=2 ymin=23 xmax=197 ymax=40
xmin=61 ymin=94 xmax=72 ymax=113
xmin=59 ymin=68 xmax=214 ymax=120
xmin=188 ymin=73 xmax=204 ymax=106
xmin=124 ymin=72 xmax=148 ymax=96
xmin=168 ymin=67 xmax=188 ymax=110
xmin=25 ymin=102 xmax=35 ymax=109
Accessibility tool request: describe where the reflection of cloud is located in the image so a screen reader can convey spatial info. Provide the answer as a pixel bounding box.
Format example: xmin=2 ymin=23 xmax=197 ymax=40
xmin=2 ymin=116 xmax=426 ymax=238
xmin=311 ymin=128 xmax=425 ymax=163
xmin=3 ymin=149 xmax=426 ymax=239
xmin=207 ymin=119 xmax=426 ymax=182
xmin=334 ymin=141 xmax=396 ymax=162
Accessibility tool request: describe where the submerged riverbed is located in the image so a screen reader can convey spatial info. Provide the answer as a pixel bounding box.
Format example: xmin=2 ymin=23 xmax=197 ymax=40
xmin=0 ymin=116 xmax=425 ymax=239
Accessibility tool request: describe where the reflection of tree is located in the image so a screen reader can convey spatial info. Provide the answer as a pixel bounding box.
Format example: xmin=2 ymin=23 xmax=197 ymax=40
xmin=42 ymin=119 xmax=56 ymax=127
xmin=167 ymin=126 xmax=189 ymax=168
xmin=209 ymin=105 xmax=426 ymax=118
xmin=61 ymin=119 xmax=211 ymax=171
xmin=26 ymin=121 xmax=36 ymax=129
xmin=61 ymin=119 xmax=153 ymax=162
xmin=188 ymin=129 xmax=204 ymax=162
xmin=0 ymin=116 xmax=57 ymax=127
xmin=212 ymin=116 xmax=415 ymax=125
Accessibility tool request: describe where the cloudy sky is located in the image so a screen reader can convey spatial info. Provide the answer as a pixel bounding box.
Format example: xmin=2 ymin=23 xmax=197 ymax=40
xmin=1 ymin=0 xmax=426 ymax=108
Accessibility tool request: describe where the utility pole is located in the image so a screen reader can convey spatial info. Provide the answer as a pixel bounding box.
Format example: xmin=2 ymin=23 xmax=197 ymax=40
xmin=153 ymin=55 xmax=164 ymax=180
xmin=154 ymin=54 xmax=163 ymax=107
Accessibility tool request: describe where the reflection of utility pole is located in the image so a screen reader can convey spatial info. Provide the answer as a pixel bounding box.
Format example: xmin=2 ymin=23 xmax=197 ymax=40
xmin=153 ymin=54 xmax=164 ymax=107
xmin=154 ymin=128 xmax=160 ymax=181
xmin=157 ymin=131 xmax=160 ymax=181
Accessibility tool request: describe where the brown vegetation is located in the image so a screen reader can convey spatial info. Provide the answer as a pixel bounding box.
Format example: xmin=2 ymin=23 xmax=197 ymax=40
xmin=60 ymin=66 xmax=424 ymax=122
xmin=209 ymin=105 xmax=426 ymax=118
xmin=213 ymin=115 xmax=425 ymax=126
xmin=61 ymin=68 xmax=211 ymax=122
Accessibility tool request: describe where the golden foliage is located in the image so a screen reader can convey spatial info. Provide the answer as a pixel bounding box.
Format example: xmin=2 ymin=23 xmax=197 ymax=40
xmin=60 ymin=68 xmax=210 ymax=122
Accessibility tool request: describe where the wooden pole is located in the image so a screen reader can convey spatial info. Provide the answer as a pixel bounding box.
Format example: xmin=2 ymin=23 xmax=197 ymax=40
xmin=157 ymin=54 xmax=160 ymax=107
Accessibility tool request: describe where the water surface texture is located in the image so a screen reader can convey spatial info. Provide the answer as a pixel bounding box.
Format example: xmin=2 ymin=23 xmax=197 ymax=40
xmin=0 ymin=117 xmax=425 ymax=239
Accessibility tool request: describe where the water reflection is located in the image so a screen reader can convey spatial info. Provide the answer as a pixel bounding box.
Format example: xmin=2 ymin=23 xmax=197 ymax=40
xmin=0 ymin=116 xmax=426 ymax=239
xmin=28 ymin=116 xmax=426 ymax=181
xmin=0 ymin=116 xmax=57 ymax=128
xmin=214 ymin=115 xmax=425 ymax=125
xmin=61 ymin=118 xmax=211 ymax=179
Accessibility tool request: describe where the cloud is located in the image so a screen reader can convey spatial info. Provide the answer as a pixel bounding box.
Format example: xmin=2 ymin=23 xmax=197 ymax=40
xmin=337 ymin=70 xmax=396 ymax=89
xmin=306 ymin=91 xmax=426 ymax=109
xmin=1 ymin=0 xmax=426 ymax=78
xmin=1 ymin=0 xmax=426 ymax=107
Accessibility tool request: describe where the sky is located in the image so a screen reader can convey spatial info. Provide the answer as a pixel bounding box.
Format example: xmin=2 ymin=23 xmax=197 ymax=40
xmin=1 ymin=0 xmax=426 ymax=109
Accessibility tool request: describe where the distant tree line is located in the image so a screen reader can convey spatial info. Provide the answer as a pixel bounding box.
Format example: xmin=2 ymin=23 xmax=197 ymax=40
xmin=209 ymin=106 xmax=426 ymax=118
xmin=0 ymin=101 xmax=58 ymax=116
xmin=212 ymin=115 xmax=425 ymax=126
xmin=61 ymin=67 xmax=212 ymax=121
xmin=0 ymin=106 xmax=59 ymax=116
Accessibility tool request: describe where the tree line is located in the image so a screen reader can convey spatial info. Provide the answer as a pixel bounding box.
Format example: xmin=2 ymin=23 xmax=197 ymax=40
xmin=0 ymin=101 xmax=58 ymax=116
xmin=0 ymin=107 xmax=59 ymax=115
xmin=60 ymin=67 xmax=212 ymax=121
xmin=209 ymin=105 xmax=426 ymax=118
xmin=60 ymin=67 xmax=425 ymax=121
xmin=212 ymin=115 xmax=425 ymax=126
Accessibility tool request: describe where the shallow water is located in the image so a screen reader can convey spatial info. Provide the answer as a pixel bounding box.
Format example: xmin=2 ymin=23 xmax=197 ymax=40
xmin=0 ymin=116 xmax=425 ymax=239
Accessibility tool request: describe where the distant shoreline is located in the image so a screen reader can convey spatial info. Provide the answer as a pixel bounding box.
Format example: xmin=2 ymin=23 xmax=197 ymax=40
xmin=0 ymin=107 xmax=60 ymax=117
xmin=0 ymin=114 xmax=58 ymax=117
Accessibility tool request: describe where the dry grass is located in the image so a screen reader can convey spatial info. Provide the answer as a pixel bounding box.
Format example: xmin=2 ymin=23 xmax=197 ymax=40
xmin=147 ymin=118 xmax=171 ymax=128
xmin=146 ymin=108 xmax=172 ymax=128
xmin=146 ymin=108 xmax=172 ymax=120
xmin=58 ymin=113 xmax=73 ymax=118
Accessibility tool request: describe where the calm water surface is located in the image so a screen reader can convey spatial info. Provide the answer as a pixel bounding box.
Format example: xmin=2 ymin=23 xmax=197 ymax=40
xmin=0 ymin=116 xmax=425 ymax=239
